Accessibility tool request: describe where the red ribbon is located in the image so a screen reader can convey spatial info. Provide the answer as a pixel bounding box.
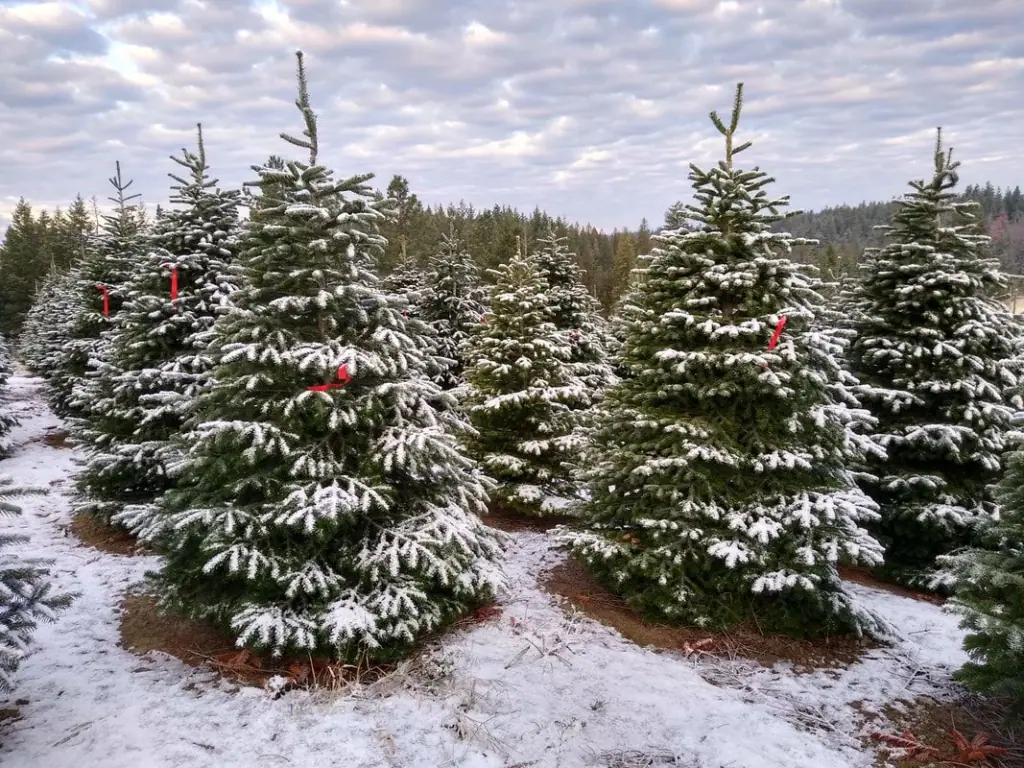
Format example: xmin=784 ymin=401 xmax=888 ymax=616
xmin=767 ymin=316 xmax=787 ymax=350
xmin=168 ymin=266 xmax=178 ymax=300
xmin=96 ymin=285 xmax=109 ymax=317
xmin=307 ymin=365 xmax=352 ymax=392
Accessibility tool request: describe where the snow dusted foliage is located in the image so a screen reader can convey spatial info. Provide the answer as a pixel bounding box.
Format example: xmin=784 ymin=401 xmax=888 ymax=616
xmin=149 ymin=53 xmax=504 ymax=661
xmin=533 ymin=228 xmax=618 ymax=401
xmin=0 ymin=476 xmax=73 ymax=693
xmin=73 ymin=126 xmax=241 ymax=530
xmin=418 ymin=224 xmax=487 ymax=390
xmin=0 ymin=336 xmax=15 ymax=457
xmin=940 ymin=450 xmax=1024 ymax=709
xmin=564 ymin=84 xmax=887 ymax=639
xmin=50 ymin=164 xmax=148 ymax=420
xmin=19 ymin=269 xmax=80 ymax=385
xmin=848 ymin=129 xmax=1024 ymax=590
xmin=463 ymin=250 xmax=587 ymax=516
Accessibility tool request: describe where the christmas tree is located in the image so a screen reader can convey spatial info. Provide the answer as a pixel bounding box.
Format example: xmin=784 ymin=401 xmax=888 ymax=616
xmin=19 ymin=269 xmax=80 ymax=385
xmin=73 ymin=125 xmax=241 ymax=530
xmin=533 ymin=228 xmax=618 ymax=400
xmin=148 ymin=52 xmax=503 ymax=660
xmin=941 ymin=451 xmax=1024 ymax=710
xmin=49 ymin=164 xmax=147 ymax=419
xmin=0 ymin=475 xmax=74 ymax=692
xmin=847 ymin=129 xmax=1023 ymax=590
xmin=564 ymin=84 xmax=886 ymax=638
xmin=417 ymin=224 xmax=487 ymax=390
xmin=0 ymin=335 xmax=16 ymax=457
xmin=463 ymin=246 xmax=586 ymax=515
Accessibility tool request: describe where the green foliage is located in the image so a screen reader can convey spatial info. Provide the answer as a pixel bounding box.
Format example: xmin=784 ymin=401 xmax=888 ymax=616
xmin=565 ymin=84 xmax=886 ymax=639
xmin=464 ymin=249 xmax=586 ymax=515
xmin=847 ymin=130 xmax=1023 ymax=590
xmin=943 ymin=451 xmax=1024 ymax=712
xmin=0 ymin=475 xmax=75 ymax=693
xmin=149 ymin=52 xmax=503 ymax=661
xmin=50 ymin=163 xmax=148 ymax=420
xmin=74 ymin=125 xmax=241 ymax=529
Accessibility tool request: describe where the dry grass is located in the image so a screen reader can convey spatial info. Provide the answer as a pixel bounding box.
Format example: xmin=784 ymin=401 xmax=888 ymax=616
xmin=119 ymin=594 xmax=504 ymax=693
xmin=42 ymin=429 xmax=72 ymax=449
xmin=544 ymin=558 xmax=876 ymax=671
xmin=69 ymin=512 xmax=146 ymax=556
xmin=871 ymin=692 xmax=1024 ymax=767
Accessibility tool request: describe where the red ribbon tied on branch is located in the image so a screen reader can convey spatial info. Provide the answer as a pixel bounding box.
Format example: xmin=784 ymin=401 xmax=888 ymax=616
xmin=767 ymin=316 xmax=787 ymax=350
xmin=95 ymin=285 xmax=109 ymax=317
xmin=166 ymin=265 xmax=178 ymax=300
xmin=307 ymin=365 xmax=352 ymax=392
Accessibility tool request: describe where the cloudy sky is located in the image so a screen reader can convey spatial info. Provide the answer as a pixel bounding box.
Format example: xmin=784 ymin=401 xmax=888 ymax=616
xmin=1 ymin=0 xmax=1022 ymax=235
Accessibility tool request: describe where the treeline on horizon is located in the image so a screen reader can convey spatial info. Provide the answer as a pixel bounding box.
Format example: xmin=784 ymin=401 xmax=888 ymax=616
xmin=0 ymin=168 xmax=1021 ymax=336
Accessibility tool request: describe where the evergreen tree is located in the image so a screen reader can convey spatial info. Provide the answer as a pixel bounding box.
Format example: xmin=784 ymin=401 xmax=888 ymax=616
xmin=0 ymin=199 xmax=46 ymax=335
xmin=0 ymin=475 xmax=74 ymax=693
xmin=147 ymin=52 xmax=503 ymax=659
xmin=19 ymin=268 xmax=79 ymax=383
xmin=50 ymin=164 xmax=147 ymax=419
xmin=72 ymin=125 xmax=241 ymax=530
xmin=0 ymin=335 xmax=16 ymax=457
xmin=417 ymin=224 xmax=486 ymax=390
xmin=611 ymin=233 xmax=638 ymax=305
xmin=941 ymin=451 xmax=1024 ymax=710
xmin=847 ymin=129 xmax=1023 ymax=589
xmin=533 ymin=228 xmax=618 ymax=400
xmin=564 ymin=84 xmax=886 ymax=638
xmin=463 ymin=249 xmax=585 ymax=515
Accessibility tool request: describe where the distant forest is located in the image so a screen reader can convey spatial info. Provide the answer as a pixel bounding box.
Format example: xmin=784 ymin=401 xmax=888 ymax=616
xmin=0 ymin=173 xmax=1021 ymax=335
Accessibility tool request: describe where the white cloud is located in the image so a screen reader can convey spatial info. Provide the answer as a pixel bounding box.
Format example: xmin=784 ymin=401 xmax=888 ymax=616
xmin=0 ymin=0 xmax=1021 ymax=236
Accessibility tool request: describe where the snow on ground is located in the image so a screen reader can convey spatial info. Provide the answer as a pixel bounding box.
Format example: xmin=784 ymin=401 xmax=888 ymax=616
xmin=0 ymin=373 xmax=969 ymax=768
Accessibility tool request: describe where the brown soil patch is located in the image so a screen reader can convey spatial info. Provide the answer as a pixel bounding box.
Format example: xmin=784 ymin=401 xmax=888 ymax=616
xmin=120 ymin=593 xmax=503 ymax=691
xmin=482 ymin=503 xmax=577 ymax=533
xmin=544 ymin=558 xmax=876 ymax=671
xmin=840 ymin=565 xmax=946 ymax=606
xmin=870 ymin=693 xmax=1024 ymax=767
xmin=42 ymin=429 xmax=72 ymax=448
xmin=69 ymin=512 xmax=146 ymax=556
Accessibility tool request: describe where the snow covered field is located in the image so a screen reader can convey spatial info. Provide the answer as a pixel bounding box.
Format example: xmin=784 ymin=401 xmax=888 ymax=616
xmin=0 ymin=372 xmax=970 ymax=768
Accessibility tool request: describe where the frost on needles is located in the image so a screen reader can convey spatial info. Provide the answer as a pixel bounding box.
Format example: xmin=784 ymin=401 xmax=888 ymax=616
xmin=75 ymin=125 xmax=241 ymax=531
xmin=149 ymin=52 xmax=505 ymax=660
xmin=564 ymin=84 xmax=887 ymax=639
xmin=848 ymin=129 xmax=1024 ymax=591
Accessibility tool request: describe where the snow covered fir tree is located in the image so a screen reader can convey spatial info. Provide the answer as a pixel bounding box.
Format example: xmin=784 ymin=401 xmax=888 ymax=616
xmin=49 ymin=164 xmax=148 ymax=419
xmin=0 ymin=476 xmax=74 ymax=693
xmin=146 ymin=53 xmax=504 ymax=660
xmin=564 ymin=84 xmax=887 ymax=638
xmin=417 ymin=224 xmax=487 ymax=390
xmin=847 ymin=129 xmax=1023 ymax=590
xmin=940 ymin=450 xmax=1024 ymax=710
xmin=533 ymin=228 xmax=617 ymax=402
xmin=463 ymin=247 xmax=587 ymax=516
xmin=0 ymin=335 xmax=16 ymax=457
xmin=72 ymin=126 xmax=241 ymax=531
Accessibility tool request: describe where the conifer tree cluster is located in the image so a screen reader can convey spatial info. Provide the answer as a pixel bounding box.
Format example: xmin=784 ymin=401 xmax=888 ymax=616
xmin=12 ymin=56 xmax=1024 ymax=712
xmin=847 ymin=130 xmax=1023 ymax=590
xmin=565 ymin=85 xmax=886 ymax=638
xmin=74 ymin=126 xmax=241 ymax=530
xmin=137 ymin=54 xmax=504 ymax=659
xmin=0 ymin=335 xmax=16 ymax=457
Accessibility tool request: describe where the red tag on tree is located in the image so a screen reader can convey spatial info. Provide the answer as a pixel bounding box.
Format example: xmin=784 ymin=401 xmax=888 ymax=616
xmin=307 ymin=365 xmax=352 ymax=392
xmin=168 ymin=266 xmax=178 ymax=300
xmin=767 ymin=316 xmax=787 ymax=350
xmin=96 ymin=285 xmax=109 ymax=317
